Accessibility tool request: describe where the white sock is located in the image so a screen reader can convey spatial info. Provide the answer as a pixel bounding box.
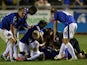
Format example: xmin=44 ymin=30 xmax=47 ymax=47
xmin=8 ymin=41 xmax=14 ymax=60
xmin=25 ymin=45 xmax=29 ymax=56
xmin=27 ymin=53 xmax=43 ymax=60
xmin=66 ymin=42 xmax=77 ymax=59
xmin=18 ymin=54 xmax=25 ymax=59
xmin=13 ymin=43 xmax=18 ymax=59
xmin=58 ymin=43 xmax=66 ymax=58
xmin=3 ymin=42 xmax=9 ymax=56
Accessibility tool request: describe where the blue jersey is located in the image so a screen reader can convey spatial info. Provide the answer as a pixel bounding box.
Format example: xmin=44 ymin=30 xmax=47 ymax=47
xmin=64 ymin=0 xmax=70 ymax=4
xmin=20 ymin=25 xmax=41 ymax=44
xmin=53 ymin=11 xmax=76 ymax=26
xmin=0 ymin=13 xmax=28 ymax=30
xmin=0 ymin=13 xmax=19 ymax=30
xmin=39 ymin=47 xmax=59 ymax=60
xmin=15 ymin=15 xmax=28 ymax=30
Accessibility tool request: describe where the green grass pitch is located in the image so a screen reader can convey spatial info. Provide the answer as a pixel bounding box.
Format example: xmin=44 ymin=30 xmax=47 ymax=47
xmin=0 ymin=34 xmax=87 ymax=65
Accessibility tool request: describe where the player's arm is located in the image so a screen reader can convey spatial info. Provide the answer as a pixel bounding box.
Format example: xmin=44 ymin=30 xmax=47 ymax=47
xmin=51 ymin=9 xmax=58 ymax=42
xmin=53 ymin=20 xmax=57 ymax=42
xmin=23 ymin=21 xmax=34 ymax=30
xmin=73 ymin=0 xmax=83 ymax=6
xmin=76 ymin=0 xmax=83 ymax=6
xmin=10 ymin=24 xmax=16 ymax=43
xmin=39 ymin=31 xmax=46 ymax=47
xmin=51 ymin=19 xmax=57 ymax=42
xmin=39 ymin=38 xmax=46 ymax=47
xmin=10 ymin=24 xmax=15 ymax=37
xmin=25 ymin=25 xmax=34 ymax=30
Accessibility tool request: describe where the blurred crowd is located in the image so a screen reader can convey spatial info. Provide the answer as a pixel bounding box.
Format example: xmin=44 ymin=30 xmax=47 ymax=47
xmin=0 ymin=0 xmax=87 ymax=10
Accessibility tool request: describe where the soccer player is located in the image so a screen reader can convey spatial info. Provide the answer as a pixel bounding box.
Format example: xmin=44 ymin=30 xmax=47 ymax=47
xmin=51 ymin=9 xmax=78 ymax=60
xmin=27 ymin=30 xmax=45 ymax=61
xmin=18 ymin=20 xmax=47 ymax=60
xmin=0 ymin=6 xmax=37 ymax=61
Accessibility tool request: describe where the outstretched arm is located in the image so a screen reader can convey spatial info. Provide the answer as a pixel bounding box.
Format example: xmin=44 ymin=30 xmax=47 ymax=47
xmin=10 ymin=24 xmax=16 ymax=43
xmin=53 ymin=20 xmax=57 ymax=42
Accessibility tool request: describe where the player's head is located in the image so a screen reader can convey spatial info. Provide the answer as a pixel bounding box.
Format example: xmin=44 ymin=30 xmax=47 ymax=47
xmin=51 ymin=8 xmax=57 ymax=13
xmin=38 ymin=20 xmax=47 ymax=29
xmin=50 ymin=8 xmax=57 ymax=18
xmin=18 ymin=7 xmax=25 ymax=18
xmin=28 ymin=5 xmax=37 ymax=15
xmin=32 ymin=30 xmax=40 ymax=40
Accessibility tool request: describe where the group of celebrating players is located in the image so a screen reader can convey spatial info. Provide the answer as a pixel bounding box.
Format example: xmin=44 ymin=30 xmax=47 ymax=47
xmin=0 ymin=5 xmax=87 ymax=62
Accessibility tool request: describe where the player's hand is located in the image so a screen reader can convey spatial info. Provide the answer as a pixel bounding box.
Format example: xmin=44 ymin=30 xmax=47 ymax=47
xmin=28 ymin=25 xmax=34 ymax=29
xmin=9 ymin=37 xmax=17 ymax=44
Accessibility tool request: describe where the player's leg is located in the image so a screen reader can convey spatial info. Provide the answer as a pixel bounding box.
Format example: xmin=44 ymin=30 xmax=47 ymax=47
xmin=18 ymin=41 xmax=26 ymax=59
xmin=25 ymin=44 xmax=30 ymax=58
xmin=64 ymin=23 xmax=77 ymax=60
xmin=54 ymin=43 xmax=66 ymax=59
xmin=54 ymin=23 xmax=77 ymax=60
xmin=12 ymin=29 xmax=19 ymax=60
xmin=1 ymin=44 xmax=9 ymax=60
xmin=27 ymin=52 xmax=45 ymax=61
xmin=1 ymin=42 xmax=10 ymax=60
xmin=70 ymin=38 xmax=81 ymax=56
xmin=13 ymin=43 xmax=18 ymax=59
xmin=1 ymin=30 xmax=14 ymax=61
xmin=0 ymin=29 xmax=8 ymax=59
xmin=8 ymin=41 xmax=14 ymax=61
xmin=4 ymin=30 xmax=16 ymax=61
xmin=66 ymin=42 xmax=77 ymax=60
xmin=2 ymin=42 xmax=18 ymax=61
xmin=54 ymin=24 xmax=67 ymax=60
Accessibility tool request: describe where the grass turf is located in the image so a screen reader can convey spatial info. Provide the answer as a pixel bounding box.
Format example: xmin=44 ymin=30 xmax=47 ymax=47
xmin=0 ymin=34 xmax=87 ymax=65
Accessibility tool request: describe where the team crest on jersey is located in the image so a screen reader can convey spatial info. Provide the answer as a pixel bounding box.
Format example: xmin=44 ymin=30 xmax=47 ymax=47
xmin=13 ymin=16 xmax=17 ymax=23
xmin=13 ymin=16 xmax=18 ymax=26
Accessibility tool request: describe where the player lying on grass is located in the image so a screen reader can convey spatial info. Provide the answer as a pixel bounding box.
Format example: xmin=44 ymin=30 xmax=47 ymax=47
xmin=54 ymin=32 xmax=87 ymax=59
xmin=0 ymin=6 xmax=37 ymax=61
xmin=40 ymin=28 xmax=87 ymax=60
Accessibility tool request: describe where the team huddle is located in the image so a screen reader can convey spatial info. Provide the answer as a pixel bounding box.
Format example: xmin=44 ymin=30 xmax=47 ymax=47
xmin=0 ymin=6 xmax=87 ymax=62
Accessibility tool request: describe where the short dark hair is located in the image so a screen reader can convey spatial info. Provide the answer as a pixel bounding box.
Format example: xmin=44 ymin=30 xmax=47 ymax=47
xmin=29 ymin=5 xmax=37 ymax=15
xmin=38 ymin=20 xmax=47 ymax=29
xmin=18 ymin=7 xmax=25 ymax=11
xmin=51 ymin=8 xmax=57 ymax=13
xmin=38 ymin=20 xmax=47 ymax=26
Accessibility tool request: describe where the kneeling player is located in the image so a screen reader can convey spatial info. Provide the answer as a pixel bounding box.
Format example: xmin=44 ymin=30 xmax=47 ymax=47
xmin=18 ymin=20 xmax=47 ymax=60
xmin=27 ymin=30 xmax=45 ymax=61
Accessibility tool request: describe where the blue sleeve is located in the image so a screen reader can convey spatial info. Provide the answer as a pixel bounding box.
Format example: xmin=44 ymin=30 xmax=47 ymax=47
xmin=22 ymin=17 xmax=28 ymax=28
xmin=23 ymin=21 xmax=28 ymax=28
xmin=80 ymin=0 xmax=83 ymax=2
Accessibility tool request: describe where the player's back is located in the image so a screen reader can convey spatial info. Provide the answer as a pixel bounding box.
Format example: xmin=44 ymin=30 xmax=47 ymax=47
xmin=54 ymin=11 xmax=76 ymax=26
xmin=0 ymin=13 xmax=18 ymax=30
xmin=20 ymin=25 xmax=41 ymax=44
